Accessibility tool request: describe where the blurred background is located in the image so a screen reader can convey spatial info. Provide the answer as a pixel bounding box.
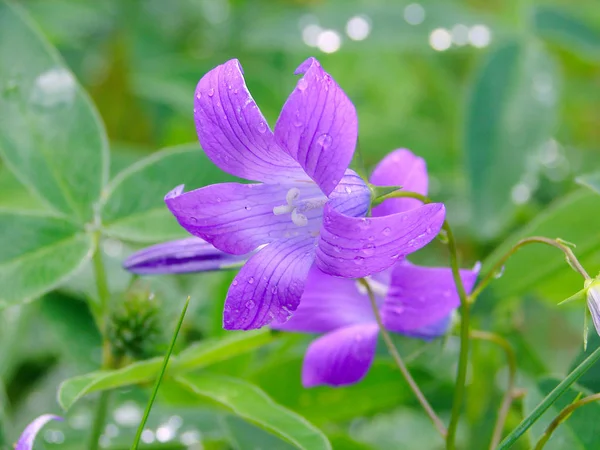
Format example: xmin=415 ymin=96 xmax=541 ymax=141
xmin=1 ymin=0 xmax=600 ymax=448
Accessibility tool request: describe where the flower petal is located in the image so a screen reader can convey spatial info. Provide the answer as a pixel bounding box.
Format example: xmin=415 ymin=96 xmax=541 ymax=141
xmin=165 ymin=182 xmax=322 ymax=255
xmin=316 ymin=203 xmax=446 ymax=278
xmin=275 ymin=57 xmax=358 ymax=196
xmin=381 ymin=262 xmax=478 ymax=334
xmin=123 ymin=237 xmax=250 ymax=275
xmin=272 ymin=266 xmax=374 ymax=333
xmin=16 ymin=414 xmax=62 ymax=450
xmin=194 ymin=59 xmax=305 ymax=183
xmin=370 ymin=149 xmax=428 ymax=216
xmin=223 ymin=236 xmax=315 ymax=330
xmin=400 ymin=315 xmax=453 ymax=341
xmin=302 ymin=323 xmax=379 ymax=387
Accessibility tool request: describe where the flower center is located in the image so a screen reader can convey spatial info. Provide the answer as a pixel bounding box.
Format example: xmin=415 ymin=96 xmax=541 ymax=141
xmin=272 ymin=187 xmax=328 ymax=227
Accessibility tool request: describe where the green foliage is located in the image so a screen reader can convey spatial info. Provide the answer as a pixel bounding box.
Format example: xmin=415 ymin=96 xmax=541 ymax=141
xmin=0 ymin=1 xmax=108 ymax=223
xmin=175 ymin=374 xmax=332 ymax=450
xmin=465 ymin=40 xmax=558 ymax=239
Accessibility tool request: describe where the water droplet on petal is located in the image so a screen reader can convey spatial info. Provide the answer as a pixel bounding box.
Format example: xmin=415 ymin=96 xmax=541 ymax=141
xmin=316 ymin=133 xmax=332 ymax=149
xmin=244 ymin=205 xmax=252 ymax=211
xmin=344 ymin=186 xmax=352 ymax=194
xmin=245 ymin=300 xmax=255 ymax=309
xmin=257 ymin=121 xmax=267 ymax=133
xmin=190 ymin=217 xmax=198 ymax=224
xmin=196 ymin=92 xmax=202 ymax=100
xmin=293 ymin=111 xmax=303 ymax=127
xmin=216 ymin=197 xmax=222 ymax=202
xmin=368 ymin=235 xmax=375 ymax=241
xmin=207 ymin=88 xmax=215 ymax=97
xmin=359 ymin=218 xmax=371 ymax=229
xmin=271 ymin=286 xmax=277 ymax=294
xmin=297 ymin=77 xmax=308 ymax=91
xmin=334 ymin=246 xmax=342 ymax=253
xmin=248 ymin=277 xmax=255 ymax=284
xmin=234 ymin=88 xmax=239 ymax=94
xmin=232 ymin=280 xmax=238 ymax=286
xmin=362 ymin=243 xmax=376 ymax=256
xmin=354 ymin=256 xmax=365 ymax=265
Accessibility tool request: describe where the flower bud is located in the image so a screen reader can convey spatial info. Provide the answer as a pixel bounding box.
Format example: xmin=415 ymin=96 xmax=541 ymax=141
xmin=586 ymin=279 xmax=600 ymax=336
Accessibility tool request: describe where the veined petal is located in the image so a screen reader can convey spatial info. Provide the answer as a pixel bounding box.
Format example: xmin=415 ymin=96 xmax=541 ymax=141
xmin=223 ymin=236 xmax=315 ymax=330
xmin=302 ymin=323 xmax=379 ymax=387
xmin=16 ymin=415 xmax=62 ymax=450
xmin=275 ymin=57 xmax=358 ymax=196
xmin=401 ymin=315 xmax=453 ymax=341
xmin=123 ymin=237 xmax=250 ymax=275
xmin=194 ymin=59 xmax=305 ymax=183
xmin=165 ymin=182 xmax=323 ymax=255
xmin=370 ymin=149 xmax=428 ymax=216
xmin=316 ymin=203 xmax=446 ymax=278
xmin=272 ymin=266 xmax=374 ymax=333
xmin=381 ymin=262 xmax=478 ymax=334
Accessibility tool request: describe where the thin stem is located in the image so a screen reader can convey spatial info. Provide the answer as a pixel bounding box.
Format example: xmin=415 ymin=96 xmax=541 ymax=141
xmin=89 ymin=390 xmax=111 ymax=450
xmin=444 ymin=222 xmax=471 ymax=450
xmin=131 ymin=296 xmax=190 ymax=450
xmin=470 ymin=236 xmax=590 ymax=302
xmin=470 ymin=330 xmax=518 ymax=450
xmin=371 ymin=190 xmax=471 ymax=449
xmin=359 ymin=279 xmax=447 ymax=438
xmin=498 ymin=345 xmax=600 ymax=449
xmin=534 ymin=393 xmax=600 ymax=449
xmin=89 ymin=233 xmax=114 ymax=450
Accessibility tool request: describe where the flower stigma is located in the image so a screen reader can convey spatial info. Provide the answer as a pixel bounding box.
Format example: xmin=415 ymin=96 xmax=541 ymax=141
xmin=273 ymin=187 xmax=328 ymax=227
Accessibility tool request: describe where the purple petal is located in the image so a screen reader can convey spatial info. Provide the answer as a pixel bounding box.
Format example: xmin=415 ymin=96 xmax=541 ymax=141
xmin=194 ymin=59 xmax=305 ymax=183
xmin=123 ymin=237 xmax=250 ymax=275
xmin=370 ymin=149 xmax=429 ymax=216
xmin=381 ymin=262 xmax=478 ymax=334
xmin=401 ymin=315 xmax=453 ymax=341
xmin=316 ymin=203 xmax=446 ymax=278
xmin=223 ymin=236 xmax=315 ymax=330
xmin=275 ymin=57 xmax=358 ymax=196
xmin=302 ymin=323 xmax=379 ymax=387
xmin=16 ymin=415 xmax=62 ymax=450
xmin=272 ymin=266 xmax=374 ymax=333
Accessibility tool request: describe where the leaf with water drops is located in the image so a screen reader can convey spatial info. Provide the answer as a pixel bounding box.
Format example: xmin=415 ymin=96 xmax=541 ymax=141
xmin=0 ymin=211 xmax=93 ymax=307
xmin=101 ymin=144 xmax=238 ymax=243
xmin=0 ymin=1 xmax=109 ymax=223
xmin=175 ymin=374 xmax=332 ymax=450
xmin=465 ymin=39 xmax=559 ymax=239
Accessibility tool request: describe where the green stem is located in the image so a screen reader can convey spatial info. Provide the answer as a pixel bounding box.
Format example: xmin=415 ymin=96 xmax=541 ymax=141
xmin=372 ymin=190 xmax=471 ymax=449
xmin=359 ymin=279 xmax=447 ymax=438
xmin=131 ymin=296 xmax=191 ymax=450
xmin=90 ymin=233 xmax=114 ymax=450
xmin=498 ymin=345 xmax=600 ymax=449
xmin=469 ymin=237 xmax=590 ymax=302
xmin=470 ymin=331 xmax=518 ymax=450
xmin=534 ymin=393 xmax=600 ymax=449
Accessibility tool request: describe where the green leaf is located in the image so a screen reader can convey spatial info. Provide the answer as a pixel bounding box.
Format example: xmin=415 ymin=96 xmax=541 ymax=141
xmin=223 ymin=415 xmax=297 ymax=450
xmin=57 ymin=330 xmax=273 ymax=410
xmin=0 ymin=211 xmax=93 ymax=307
xmin=482 ymin=189 xmax=600 ymax=300
xmin=100 ymin=143 xmax=237 ymax=243
xmin=175 ymin=374 xmax=331 ymax=450
xmin=465 ymin=40 xmax=559 ymax=239
xmin=576 ymin=172 xmax=600 ymax=196
xmin=534 ymin=6 xmax=600 ymax=62
xmin=0 ymin=1 xmax=108 ymax=223
xmin=524 ymin=377 xmax=600 ymax=449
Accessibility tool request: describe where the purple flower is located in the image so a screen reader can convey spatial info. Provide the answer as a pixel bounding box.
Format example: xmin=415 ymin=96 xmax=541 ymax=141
xmin=15 ymin=414 xmax=62 ymax=450
xmin=165 ymin=58 xmax=446 ymax=330
xmin=271 ymin=149 xmax=479 ymax=387
xmin=124 ymin=237 xmax=250 ymax=275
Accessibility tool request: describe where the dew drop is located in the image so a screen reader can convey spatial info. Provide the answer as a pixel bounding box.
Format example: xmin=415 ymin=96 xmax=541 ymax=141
xmin=228 ymin=84 xmax=233 ymax=90
xmin=354 ymin=256 xmax=365 ymax=265
xmin=334 ymin=246 xmax=342 ymax=253
xmin=207 ymin=88 xmax=215 ymax=97
xmin=245 ymin=300 xmax=255 ymax=309
xmin=190 ymin=217 xmax=198 ymax=224
xmin=426 ymin=226 xmax=432 ymax=234
xmin=271 ymin=286 xmax=277 ymax=294
xmin=316 ymin=133 xmax=332 ymax=149
xmin=196 ymin=91 xmax=201 ymax=100
xmin=232 ymin=280 xmax=238 ymax=286
xmin=293 ymin=111 xmax=303 ymax=127
xmin=216 ymin=197 xmax=222 ymax=202
xmin=257 ymin=121 xmax=267 ymax=133
xmin=408 ymin=239 xmax=417 ymax=246
xmin=344 ymin=186 xmax=352 ymax=194
xmin=297 ymin=77 xmax=308 ymax=91
xmin=359 ymin=218 xmax=371 ymax=229
xmin=368 ymin=235 xmax=375 ymax=241
xmin=248 ymin=277 xmax=255 ymax=284
xmin=362 ymin=243 xmax=376 ymax=256
xmin=233 ymin=88 xmax=239 ymax=94
xmin=494 ymin=265 xmax=505 ymax=279
xmin=244 ymin=205 xmax=252 ymax=211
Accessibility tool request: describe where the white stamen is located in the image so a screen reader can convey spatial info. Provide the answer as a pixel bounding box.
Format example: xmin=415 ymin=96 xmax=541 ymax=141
xmin=273 ymin=204 xmax=295 ymax=215
xmin=291 ymin=209 xmax=308 ymax=226
xmin=286 ymin=188 xmax=301 ymax=204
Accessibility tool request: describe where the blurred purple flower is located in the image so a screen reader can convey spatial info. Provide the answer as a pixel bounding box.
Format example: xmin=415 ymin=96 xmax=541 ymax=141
xmin=164 ymin=58 xmax=446 ymax=330
xmin=16 ymin=414 xmax=62 ymax=450
xmin=271 ymin=149 xmax=478 ymax=387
